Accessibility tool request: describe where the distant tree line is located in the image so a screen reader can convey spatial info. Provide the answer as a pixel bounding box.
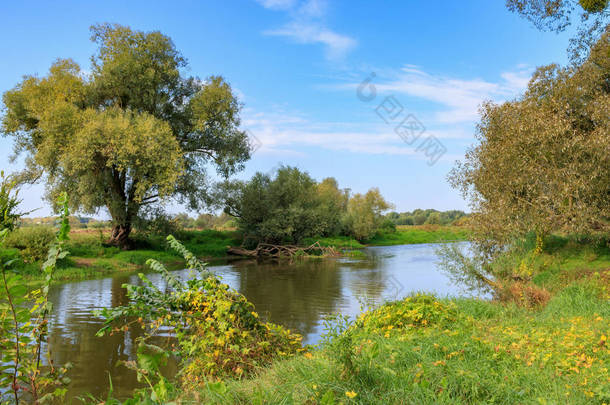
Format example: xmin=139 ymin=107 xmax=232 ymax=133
xmin=384 ymin=209 xmax=468 ymax=226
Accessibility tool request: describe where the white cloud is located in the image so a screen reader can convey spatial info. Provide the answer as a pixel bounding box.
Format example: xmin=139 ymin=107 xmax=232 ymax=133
xmin=265 ymin=22 xmax=357 ymax=60
xmin=371 ymin=65 xmax=532 ymax=123
xmin=242 ymin=108 xmax=460 ymax=164
xmin=256 ymin=0 xmax=357 ymax=61
xmin=342 ymin=65 xmax=532 ymax=124
xmin=239 ymin=63 xmax=531 ymax=161
xmin=500 ymin=69 xmax=532 ymax=92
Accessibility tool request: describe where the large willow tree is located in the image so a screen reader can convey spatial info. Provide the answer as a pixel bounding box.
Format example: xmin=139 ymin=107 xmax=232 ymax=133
xmin=450 ymin=30 xmax=609 ymax=256
xmin=1 ymin=24 xmax=250 ymax=247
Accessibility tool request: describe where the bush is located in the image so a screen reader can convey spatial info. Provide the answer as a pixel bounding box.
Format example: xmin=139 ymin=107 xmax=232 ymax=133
xmin=96 ymin=236 xmax=304 ymax=388
xmin=177 ymin=277 xmax=304 ymax=383
xmin=501 ymin=281 xmax=551 ymax=308
xmin=357 ymin=294 xmax=458 ymax=335
xmin=5 ymin=226 xmax=55 ymax=263
xmin=378 ymin=219 xmax=397 ymax=233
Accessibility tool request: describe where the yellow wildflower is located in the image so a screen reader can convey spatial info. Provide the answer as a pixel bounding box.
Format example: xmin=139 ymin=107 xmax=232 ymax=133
xmin=345 ymin=391 xmax=357 ymax=399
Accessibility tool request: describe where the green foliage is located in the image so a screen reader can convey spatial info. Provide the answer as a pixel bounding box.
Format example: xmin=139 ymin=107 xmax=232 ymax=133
xmin=1 ymin=24 xmax=250 ymax=246
xmin=236 ymin=166 xmax=322 ymax=243
xmin=319 ymin=295 xmax=459 ymax=381
xmin=321 ymin=314 xmax=356 ymax=376
xmin=218 ymin=167 xmax=352 ymax=244
xmin=357 ymin=294 xmax=459 ymax=334
xmin=173 ymin=213 xmax=195 ymax=229
xmin=580 ymin=0 xmax=610 ymax=12
xmin=439 ymin=230 xmax=610 ymax=300
xmin=120 ymin=341 xmax=178 ymax=404
xmin=437 ymin=243 xmax=498 ymax=295
xmin=96 ymin=235 xmax=304 ymax=398
xmin=193 ymin=212 xmax=234 ymax=230
xmin=0 ymin=192 xmax=71 ymax=404
xmin=378 ymin=219 xmax=396 ymax=233
xmin=0 ymin=172 xmax=26 ymax=232
xmin=343 ymin=188 xmax=392 ymax=241
xmin=450 ymin=32 xmax=610 ymax=264
xmin=506 ymin=0 xmax=607 ymax=32
xmin=0 ymin=228 xmax=243 ymax=288
xmin=5 ymin=226 xmax=55 ymax=263
xmin=315 ymin=177 xmax=350 ymax=236
xmin=82 ymin=341 xmax=178 ymax=405
xmin=133 ymin=207 xmax=181 ymax=238
xmin=180 ymin=229 xmax=242 ymax=257
xmin=217 ymin=166 xmax=396 ymax=244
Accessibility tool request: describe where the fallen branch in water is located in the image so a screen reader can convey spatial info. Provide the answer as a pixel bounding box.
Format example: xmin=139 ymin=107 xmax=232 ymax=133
xmin=227 ymin=241 xmax=339 ymax=258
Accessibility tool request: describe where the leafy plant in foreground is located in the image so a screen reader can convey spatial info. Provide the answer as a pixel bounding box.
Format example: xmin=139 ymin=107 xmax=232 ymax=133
xmin=95 ymin=235 xmax=304 ymax=401
xmin=0 ymin=171 xmax=27 ymax=232
xmin=0 ymin=192 xmax=71 ymax=404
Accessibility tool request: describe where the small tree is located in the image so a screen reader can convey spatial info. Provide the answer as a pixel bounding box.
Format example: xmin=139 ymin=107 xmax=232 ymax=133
xmin=344 ymin=188 xmax=392 ymax=241
xmin=315 ymin=177 xmax=350 ymax=236
xmin=195 ymin=213 xmax=214 ymax=229
xmin=216 ymin=167 xmax=393 ymax=244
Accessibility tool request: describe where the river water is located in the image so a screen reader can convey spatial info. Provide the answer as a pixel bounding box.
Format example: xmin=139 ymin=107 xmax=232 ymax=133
xmin=45 ymin=243 xmax=470 ymax=400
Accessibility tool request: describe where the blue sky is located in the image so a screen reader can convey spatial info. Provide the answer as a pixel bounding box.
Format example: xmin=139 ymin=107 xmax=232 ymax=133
xmin=0 ymin=0 xmax=575 ymax=217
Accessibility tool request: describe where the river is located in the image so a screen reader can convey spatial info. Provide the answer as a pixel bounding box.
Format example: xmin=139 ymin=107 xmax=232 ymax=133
xmin=45 ymin=242 xmax=471 ymax=400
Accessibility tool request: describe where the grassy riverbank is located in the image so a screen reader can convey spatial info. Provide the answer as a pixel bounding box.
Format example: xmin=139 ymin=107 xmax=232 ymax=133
xmin=0 ymin=229 xmax=242 ymax=285
xmin=1 ymin=225 xmax=470 ymax=285
xmin=188 ymin=239 xmax=610 ymax=404
xmin=367 ymin=225 xmax=470 ymax=246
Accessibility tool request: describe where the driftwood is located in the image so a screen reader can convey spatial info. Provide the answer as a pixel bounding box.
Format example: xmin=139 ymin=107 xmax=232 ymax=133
xmin=227 ymin=241 xmax=339 ymax=258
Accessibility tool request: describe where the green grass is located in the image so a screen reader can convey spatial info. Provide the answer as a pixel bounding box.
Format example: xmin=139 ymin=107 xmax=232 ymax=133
xmin=192 ymin=284 xmax=609 ymax=405
xmin=185 ymin=238 xmax=609 ymax=404
xmin=488 ymin=233 xmax=610 ymax=294
xmin=181 ymin=229 xmax=242 ymax=257
xmin=365 ymin=225 xmax=471 ymax=246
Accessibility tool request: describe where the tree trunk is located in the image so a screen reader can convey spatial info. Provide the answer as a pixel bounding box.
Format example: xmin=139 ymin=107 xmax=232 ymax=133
xmin=108 ymin=223 xmax=133 ymax=249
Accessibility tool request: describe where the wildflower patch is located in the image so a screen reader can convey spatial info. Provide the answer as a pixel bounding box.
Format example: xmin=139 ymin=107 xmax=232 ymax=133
xmin=357 ymin=294 xmax=458 ymax=337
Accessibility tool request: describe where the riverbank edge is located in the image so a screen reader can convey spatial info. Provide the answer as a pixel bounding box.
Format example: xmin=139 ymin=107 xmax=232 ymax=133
xmin=1 ymin=225 xmax=471 ymax=288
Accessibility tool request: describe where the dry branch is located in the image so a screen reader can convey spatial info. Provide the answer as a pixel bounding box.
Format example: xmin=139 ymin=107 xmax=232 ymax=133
xmin=227 ymin=241 xmax=339 ymax=258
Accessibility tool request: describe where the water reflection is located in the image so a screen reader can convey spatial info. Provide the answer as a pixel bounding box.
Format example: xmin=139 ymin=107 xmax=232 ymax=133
xmin=44 ymin=243 xmax=469 ymax=401
xmin=46 ymin=276 xmax=153 ymax=399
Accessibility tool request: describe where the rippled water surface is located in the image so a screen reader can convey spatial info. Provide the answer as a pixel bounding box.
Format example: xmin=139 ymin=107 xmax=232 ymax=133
xmin=46 ymin=243 xmax=470 ymax=400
